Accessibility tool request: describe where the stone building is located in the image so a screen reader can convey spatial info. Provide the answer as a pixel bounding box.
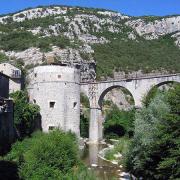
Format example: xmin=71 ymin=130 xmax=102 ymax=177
xmin=27 ymin=65 xmax=81 ymax=136
xmin=0 ymin=63 xmax=22 ymax=93
xmin=0 ymin=72 xmax=14 ymax=154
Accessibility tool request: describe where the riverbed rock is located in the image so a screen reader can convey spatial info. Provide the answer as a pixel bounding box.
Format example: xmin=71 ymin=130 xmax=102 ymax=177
xmin=91 ymin=163 xmax=98 ymax=167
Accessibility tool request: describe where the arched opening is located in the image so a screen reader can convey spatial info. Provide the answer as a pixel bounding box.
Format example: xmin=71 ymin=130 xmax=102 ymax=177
xmin=144 ymin=81 xmax=180 ymax=107
xmin=80 ymin=92 xmax=90 ymax=138
xmin=98 ymin=86 xmax=135 ymax=139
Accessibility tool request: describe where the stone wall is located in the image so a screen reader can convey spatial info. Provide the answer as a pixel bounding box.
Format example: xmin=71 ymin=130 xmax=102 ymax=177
xmin=28 ymin=65 xmax=81 ymax=136
xmin=0 ymin=63 xmax=22 ymax=93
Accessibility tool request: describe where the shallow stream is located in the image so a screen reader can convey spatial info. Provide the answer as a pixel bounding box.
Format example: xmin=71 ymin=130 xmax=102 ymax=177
xmin=81 ymin=142 xmax=129 ymax=180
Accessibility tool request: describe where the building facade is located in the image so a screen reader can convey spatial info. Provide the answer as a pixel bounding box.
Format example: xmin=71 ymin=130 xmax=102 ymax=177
xmin=0 ymin=63 xmax=22 ymax=93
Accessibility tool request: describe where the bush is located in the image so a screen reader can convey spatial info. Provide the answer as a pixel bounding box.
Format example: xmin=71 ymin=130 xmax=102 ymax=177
xmin=5 ymin=130 xmax=80 ymax=179
xmin=10 ymin=91 xmax=40 ymax=138
xmin=104 ymin=106 xmax=135 ymax=139
xmin=80 ymin=93 xmax=90 ymax=108
xmin=105 ymin=137 xmax=131 ymax=161
xmin=80 ymin=114 xmax=89 ymax=138
xmin=0 ymin=52 xmax=8 ymax=63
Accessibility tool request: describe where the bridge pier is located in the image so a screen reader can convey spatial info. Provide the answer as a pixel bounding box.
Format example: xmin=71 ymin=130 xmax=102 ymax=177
xmin=89 ymin=107 xmax=103 ymax=143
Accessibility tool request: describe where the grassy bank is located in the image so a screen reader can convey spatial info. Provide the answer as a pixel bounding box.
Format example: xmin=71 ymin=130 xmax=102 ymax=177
xmin=105 ymin=137 xmax=131 ymax=162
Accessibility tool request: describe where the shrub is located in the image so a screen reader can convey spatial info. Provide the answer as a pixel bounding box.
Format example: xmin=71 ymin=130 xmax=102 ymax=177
xmin=5 ymin=130 xmax=80 ymax=179
xmin=0 ymin=52 xmax=8 ymax=63
xmin=104 ymin=105 xmax=135 ymax=138
xmin=105 ymin=137 xmax=131 ymax=161
xmin=10 ymin=91 xmax=40 ymax=138
xmin=80 ymin=114 xmax=89 ymax=138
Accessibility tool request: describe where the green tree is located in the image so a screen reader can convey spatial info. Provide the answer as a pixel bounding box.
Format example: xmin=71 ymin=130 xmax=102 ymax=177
xmin=104 ymin=105 xmax=135 ymax=139
xmin=125 ymin=85 xmax=180 ymax=179
xmin=10 ymin=91 xmax=40 ymax=138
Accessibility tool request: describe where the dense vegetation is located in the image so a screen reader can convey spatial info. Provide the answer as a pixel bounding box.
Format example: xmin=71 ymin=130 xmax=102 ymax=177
xmin=104 ymin=105 xmax=135 ymax=139
xmin=80 ymin=93 xmax=90 ymax=138
xmin=10 ymin=91 xmax=40 ymax=138
xmin=105 ymin=137 xmax=131 ymax=161
xmin=0 ymin=52 xmax=8 ymax=63
xmin=2 ymin=130 xmax=95 ymax=179
xmin=0 ymin=31 xmax=70 ymax=52
xmin=93 ymin=34 xmax=180 ymax=78
xmin=125 ymin=84 xmax=180 ymax=179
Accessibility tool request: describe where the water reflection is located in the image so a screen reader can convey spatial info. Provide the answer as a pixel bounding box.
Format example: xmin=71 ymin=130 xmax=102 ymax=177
xmin=81 ymin=143 xmax=121 ymax=180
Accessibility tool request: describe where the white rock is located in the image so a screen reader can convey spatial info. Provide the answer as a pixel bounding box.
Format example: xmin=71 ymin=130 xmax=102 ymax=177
xmin=91 ymin=164 xmax=98 ymax=167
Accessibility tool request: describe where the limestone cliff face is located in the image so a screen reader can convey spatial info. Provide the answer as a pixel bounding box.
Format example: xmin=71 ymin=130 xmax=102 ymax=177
xmin=0 ymin=6 xmax=180 ymax=81
xmin=126 ymin=16 xmax=180 ymax=46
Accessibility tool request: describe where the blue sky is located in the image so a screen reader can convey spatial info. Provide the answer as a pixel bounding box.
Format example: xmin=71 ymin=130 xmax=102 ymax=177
xmin=0 ymin=0 xmax=180 ymax=16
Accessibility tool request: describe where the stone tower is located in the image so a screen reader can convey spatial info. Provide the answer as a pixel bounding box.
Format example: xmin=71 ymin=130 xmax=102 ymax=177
xmin=28 ymin=65 xmax=80 ymax=136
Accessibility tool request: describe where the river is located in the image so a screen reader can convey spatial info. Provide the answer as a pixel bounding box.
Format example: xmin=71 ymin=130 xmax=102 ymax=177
xmin=81 ymin=142 xmax=131 ymax=180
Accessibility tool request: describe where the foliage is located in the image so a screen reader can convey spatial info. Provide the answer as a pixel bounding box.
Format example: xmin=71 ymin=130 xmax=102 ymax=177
xmin=143 ymin=86 xmax=160 ymax=107
xmin=14 ymin=16 xmax=65 ymax=29
xmin=0 ymin=52 xmax=8 ymax=63
xmin=104 ymin=105 xmax=135 ymax=139
xmin=80 ymin=93 xmax=90 ymax=108
xmin=105 ymin=137 xmax=131 ymax=161
xmin=139 ymin=16 xmax=162 ymax=23
xmin=125 ymin=84 xmax=180 ymax=179
xmin=93 ymin=34 xmax=180 ymax=79
xmin=4 ymin=130 xmax=78 ymax=179
xmin=0 ymin=30 xmax=70 ymax=52
xmin=0 ymin=6 xmax=180 ymax=78
xmin=80 ymin=114 xmax=89 ymax=138
xmin=80 ymin=93 xmax=90 ymax=138
xmin=65 ymin=165 xmax=97 ymax=180
xmin=10 ymin=91 xmax=40 ymax=138
xmin=4 ymin=130 xmax=97 ymax=179
xmin=80 ymin=52 xmax=91 ymax=61
xmin=1 ymin=129 xmax=98 ymax=179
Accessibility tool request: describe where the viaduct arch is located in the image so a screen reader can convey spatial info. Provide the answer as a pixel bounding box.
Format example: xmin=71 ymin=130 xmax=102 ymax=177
xmin=81 ymin=73 xmax=180 ymax=143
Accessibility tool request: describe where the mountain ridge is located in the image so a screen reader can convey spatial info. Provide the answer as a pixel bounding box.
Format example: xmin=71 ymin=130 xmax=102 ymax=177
xmin=0 ymin=5 xmax=180 ymax=80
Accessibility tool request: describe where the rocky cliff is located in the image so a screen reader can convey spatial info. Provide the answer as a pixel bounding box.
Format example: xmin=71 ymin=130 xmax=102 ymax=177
xmin=0 ymin=6 xmax=180 ymax=81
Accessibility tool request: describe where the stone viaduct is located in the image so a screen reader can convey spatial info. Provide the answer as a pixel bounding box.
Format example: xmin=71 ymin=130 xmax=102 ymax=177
xmin=81 ymin=73 xmax=180 ymax=143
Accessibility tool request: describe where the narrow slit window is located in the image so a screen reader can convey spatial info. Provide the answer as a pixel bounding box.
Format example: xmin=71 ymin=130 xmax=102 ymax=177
xmin=73 ymin=102 xmax=77 ymax=108
xmin=50 ymin=101 xmax=55 ymax=108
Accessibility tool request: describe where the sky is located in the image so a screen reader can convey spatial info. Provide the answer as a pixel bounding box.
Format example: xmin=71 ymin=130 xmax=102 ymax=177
xmin=0 ymin=0 xmax=180 ymax=16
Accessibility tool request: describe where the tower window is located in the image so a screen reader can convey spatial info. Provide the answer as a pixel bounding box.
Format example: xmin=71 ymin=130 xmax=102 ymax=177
xmin=73 ymin=102 xmax=77 ymax=108
xmin=33 ymin=99 xmax=36 ymax=104
xmin=58 ymin=75 xmax=61 ymax=78
xmin=49 ymin=126 xmax=56 ymax=131
xmin=49 ymin=101 xmax=55 ymax=108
